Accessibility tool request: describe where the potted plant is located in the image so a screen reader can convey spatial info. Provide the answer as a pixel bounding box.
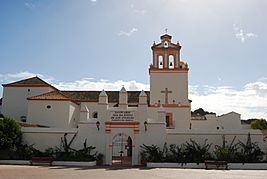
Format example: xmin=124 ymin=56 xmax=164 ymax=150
xmin=96 ymin=153 xmax=104 ymax=166
xmin=140 ymin=151 xmax=147 ymax=166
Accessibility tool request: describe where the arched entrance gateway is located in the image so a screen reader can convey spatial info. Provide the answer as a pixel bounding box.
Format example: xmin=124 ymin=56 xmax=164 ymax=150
xmin=112 ymin=133 xmax=133 ymax=166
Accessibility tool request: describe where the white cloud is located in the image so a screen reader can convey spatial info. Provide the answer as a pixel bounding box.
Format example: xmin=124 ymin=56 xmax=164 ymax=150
xmin=0 ymin=72 xmax=147 ymax=91
xmin=54 ymin=79 xmax=149 ymax=91
xmin=1 ymin=72 xmax=267 ymax=119
xmin=190 ymin=80 xmax=267 ymax=119
xmin=130 ymin=4 xmax=146 ymax=15
xmin=0 ymin=71 xmax=54 ymax=84
xmin=25 ymin=2 xmax=36 ymax=9
xmin=90 ymin=0 xmax=97 ymax=2
xmin=233 ymin=24 xmax=258 ymax=43
xmin=118 ymin=28 xmax=138 ymax=36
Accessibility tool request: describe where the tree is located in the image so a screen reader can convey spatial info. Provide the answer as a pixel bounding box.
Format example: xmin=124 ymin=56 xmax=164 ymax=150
xmin=0 ymin=117 xmax=22 ymax=151
xmin=192 ymin=108 xmax=215 ymax=116
xmin=251 ymin=119 xmax=267 ymax=130
xmin=241 ymin=119 xmax=257 ymax=125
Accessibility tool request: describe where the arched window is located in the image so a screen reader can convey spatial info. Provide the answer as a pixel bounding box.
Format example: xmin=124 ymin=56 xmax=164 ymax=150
xmin=158 ymin=55 xmax=163 ymax=69
xmin=92 ymin=112 xmax=98 ymax=119
xmin=168 ymin=55 xmax=174 ymax=69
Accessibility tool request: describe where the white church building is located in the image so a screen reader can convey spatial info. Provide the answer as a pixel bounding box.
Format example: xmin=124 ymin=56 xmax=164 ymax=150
xmin=1 ymin=34 xmax=265 ymax=165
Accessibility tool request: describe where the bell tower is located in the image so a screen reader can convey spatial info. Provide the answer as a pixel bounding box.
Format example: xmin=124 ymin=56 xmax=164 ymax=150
xmin=149 ymin=33 xmax=191 ymax=129
xmin=151 ymin=34 xmax=182 ymax=69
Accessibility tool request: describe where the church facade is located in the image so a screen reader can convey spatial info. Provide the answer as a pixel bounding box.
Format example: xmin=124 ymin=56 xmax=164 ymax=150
xmin=1 ymin=34 xmax=265 ymax=165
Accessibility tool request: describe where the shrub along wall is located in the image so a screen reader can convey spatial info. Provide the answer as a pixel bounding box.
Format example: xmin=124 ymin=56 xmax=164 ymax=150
xmin=0 ymin=117 xmax=103 ymax=162
xmin=140 ymin=134 xmax=265 ymax=163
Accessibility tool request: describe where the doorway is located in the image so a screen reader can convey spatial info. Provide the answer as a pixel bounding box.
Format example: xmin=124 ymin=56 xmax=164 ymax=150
xmin=112 ymin=133 xmax=132 ymax=166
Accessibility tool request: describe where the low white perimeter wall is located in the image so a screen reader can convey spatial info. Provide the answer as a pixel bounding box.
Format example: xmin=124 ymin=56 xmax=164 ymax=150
xmin=22 ymin=127 xmax=78 ymax=151
xmin=53 ymin=161 xmax=96 ymax=167
xmin=166 ymin=129 xmax=265 ymax=151
xmin=147 ymin=162 xmax=204 ymax=169
xmin=147 ymin=162 xmax=267 ymax=170
xmin=0 ymin=160 xmax=30 ymax=165
xmin=0 ymin=160 xmax=96 ymax=167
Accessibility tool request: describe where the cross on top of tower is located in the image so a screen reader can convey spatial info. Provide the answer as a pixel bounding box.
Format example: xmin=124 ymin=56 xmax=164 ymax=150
xmin=165 ymin=28 xmax=168 ymax=34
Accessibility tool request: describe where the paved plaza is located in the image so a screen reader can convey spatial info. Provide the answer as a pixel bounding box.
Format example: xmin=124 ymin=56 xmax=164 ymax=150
xmin=0 ymin=165 xmax=267 ymax=179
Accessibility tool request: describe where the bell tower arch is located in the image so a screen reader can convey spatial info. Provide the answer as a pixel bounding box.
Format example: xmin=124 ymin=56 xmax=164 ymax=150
xmin=151 ymin=34 xmax=182 ymax=69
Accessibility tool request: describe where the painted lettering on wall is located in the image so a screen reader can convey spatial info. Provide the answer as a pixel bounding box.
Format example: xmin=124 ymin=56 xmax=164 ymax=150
xmin=111 ymin=111 xmax=134 ymax=121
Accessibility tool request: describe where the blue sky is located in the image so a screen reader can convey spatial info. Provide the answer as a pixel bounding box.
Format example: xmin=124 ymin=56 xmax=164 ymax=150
xmin=1 ymin=0 xmax=267 ymax=119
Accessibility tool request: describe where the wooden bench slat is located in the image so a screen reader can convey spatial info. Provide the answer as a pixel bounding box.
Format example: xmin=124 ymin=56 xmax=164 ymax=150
xmin=204 ymin=160 xmax=228 ymax=170
xmin=31 ymin=157 xmax=53 ymax=166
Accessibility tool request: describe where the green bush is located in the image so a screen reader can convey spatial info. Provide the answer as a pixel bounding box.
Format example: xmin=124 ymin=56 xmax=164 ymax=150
xmin=140 ymin=144 xmax=165 ymax=162
xmin=251 ymin=119 xmax=267 ymax=130
xmin=140 ymin=140 xmax=212 ymax=164
xmin=54 ymin=137 xmax=99 ymax=161
xmin=168 ymin=144 xmax=186 ymax=163
xmin=214 ymin=136 xmax=239 ymax=162
xmin=0 ymin=117 xmax=22 ymax=157
xmin=183 ymin=139 xmax=212 ymax=164
xmin=214 ymin=134 xmax=264 ymax=163
xmin=237 ymin=133 xmax=264 ymax=163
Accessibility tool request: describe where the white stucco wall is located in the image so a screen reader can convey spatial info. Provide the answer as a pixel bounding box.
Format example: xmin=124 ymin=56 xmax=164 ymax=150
xmin=150 ymin=72 xmax=189 ymax=105
xmin=27 ymin=100 xmax=79 ymax=128
xmin=1 ymin=86 xmax=54 ymax=121
xmin=242 ymin=124 xmax=252 ymax=129
xmin=219 ymin=112 xmax=242 ymax=129
xmin=20 ymin=96 xmax=266 ymax=166
xmin=191 ymin=114 xmax=219 ymax=130
xmin=191 ymin=112 xmax=242 ymax=130
xmin=22 ymin=127 xmax=77 ymax=151
xmin=141 ymin=121 xmax=166 ymax=147
xmin=69 ymin=102 xmax=79 ymax=128
xmin=148 ymin=107 xmax=191 ymax=129
xmin=79 ymin=102 xmax=117 ymax=121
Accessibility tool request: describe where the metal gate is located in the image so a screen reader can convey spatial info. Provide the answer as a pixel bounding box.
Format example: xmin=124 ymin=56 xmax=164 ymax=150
xmin=112 ymin=133 xmax=132 ymax=166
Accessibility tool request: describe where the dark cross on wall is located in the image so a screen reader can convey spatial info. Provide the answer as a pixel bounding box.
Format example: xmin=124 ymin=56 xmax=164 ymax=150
xmin=161 ymin=88 xmax=172 ymax=104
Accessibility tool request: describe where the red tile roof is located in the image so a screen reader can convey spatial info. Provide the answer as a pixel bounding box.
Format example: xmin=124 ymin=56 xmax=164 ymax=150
xmin=2 ymin=76 xmax=57 ymax=90
xmin=28 ymin=90 xmax=79 ymax=105
xmin=28 ymin=90 xmax=150 ymax=104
